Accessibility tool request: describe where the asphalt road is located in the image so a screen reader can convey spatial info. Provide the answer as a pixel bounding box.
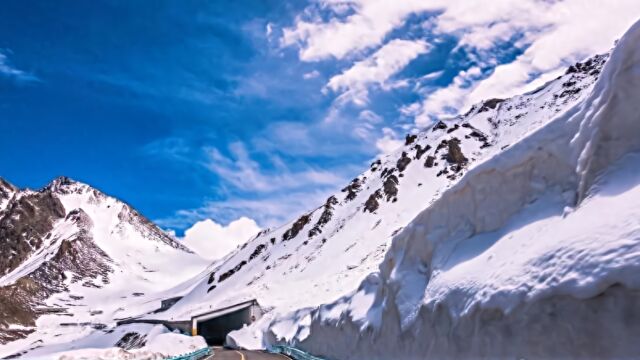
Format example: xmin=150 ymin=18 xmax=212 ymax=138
xmin=206 ymin=347 xmax=291 ymax=360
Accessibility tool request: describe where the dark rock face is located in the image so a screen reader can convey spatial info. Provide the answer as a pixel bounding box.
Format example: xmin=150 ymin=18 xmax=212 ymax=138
xmin=414 ymin=144 xmax=430 ymax=160
xmin=116 ymin=332 xmax=147 ymax=350
xmin=282 ymin=214 xmax=312 ymax=241
xmin=0 ymin=190 xmax=66 ymax=277
xmin=478 ymin=98 xmax=504 ymax=112
xmin=424 ymin=155 xmax=436 ymax=168
xmin=341 ymin=178 xmax=362 ymax=202
xmin=249 ymin=244 xmax=267 ymax=261
xmin=405 ymin=134 xmax=417 ymax=145
xmin=396 ymin=152 xmax=412 ymax=172
xmin=0 ymin=209 xmax=112 ymax=344
xmin=432 ymin=121 xmax=448 ymax=131
xmin=0 ymin=178 xmax=17 ymax=207
xmin=446 ymin=138 xmax=467 ymax=165
xmin=383 ymin=175 xmax=399 ymax=201
xmin=309 ymin=196 xmax=338 ymax=237
xmin=364 ymin=190 xmax=382 ymax=213
xmin=218 ymin=261 xmax=247 ymax=283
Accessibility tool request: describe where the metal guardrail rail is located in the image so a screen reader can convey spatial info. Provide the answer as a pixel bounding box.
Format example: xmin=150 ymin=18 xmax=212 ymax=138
xmin=165 ymin=347 xmax=211 ymax=360
xmin=269 ymin=345 xmax=327 ymax=360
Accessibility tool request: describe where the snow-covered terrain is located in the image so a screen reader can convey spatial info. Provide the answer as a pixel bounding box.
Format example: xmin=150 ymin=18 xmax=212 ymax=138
xmin=0 ymin=178 xmax=209 ymax=358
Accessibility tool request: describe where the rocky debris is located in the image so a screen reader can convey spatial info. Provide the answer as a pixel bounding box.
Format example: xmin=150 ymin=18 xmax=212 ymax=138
xmin=218 ymin=261 xmax=247 ymax=283
xmin=383 ymin=175 xmax=399 ymax=201
xmin=424 ymin=155 xmax=436 ymax=168
xmin=309 ymin=196 xmax=338 ymax=237
xmin=341 ymin=178 xmax=362 ymax=202
xmin=0 ymin=178 xmax=17 ymax=205
xmin=396 ymin=152 xmax=412 ymax=172
xmin=364 ymin=190 xmax=382 ymax=213
xmin=414 ymin=144 xmax=431 ymax=159
xmin=565 ymin=54 xmax=608 ymax=75
xmin=116 ymin=332 xmax=147 ymax=350
xmin=207 ymin=272 xmax=216 ymax=285
xmin=478 ymin=98 xmax=504 ymax=112
xmin=282 ymin=214 xmax=312 ymax=241
xmin=435 ymin=139 xmax=449 ymax=153
xmin=380 ymin=168 xmax=395 ymax=178
xmin=370 ymin=159 xmax=382 ymax=172
xmin=432 ymin=121 xmax=448 ymax=131
xmin=405 ymin=134 xmax=417 ymax=145
xmin=249 ymin=244 xmax=267 ymax=261
xmin=446 ymin=138 xmax=467 ymax=165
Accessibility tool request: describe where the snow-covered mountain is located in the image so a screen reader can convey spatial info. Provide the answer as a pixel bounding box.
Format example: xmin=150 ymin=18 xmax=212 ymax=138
xmin=0 ymin=177 xmax=208 ymax=357
xmin=141 ymin=18 xmax=640 ymax=360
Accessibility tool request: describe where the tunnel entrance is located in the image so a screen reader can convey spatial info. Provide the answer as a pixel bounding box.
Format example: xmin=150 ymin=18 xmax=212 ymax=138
xmin=191 ymin=299 xmax=262 ymax=346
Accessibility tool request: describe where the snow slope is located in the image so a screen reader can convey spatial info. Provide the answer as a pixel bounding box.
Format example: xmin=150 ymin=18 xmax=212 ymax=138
xmin=0 ymin=178 xmax=209 ymax=358
xmin=257 ymin=19 xmax=640 ymax=359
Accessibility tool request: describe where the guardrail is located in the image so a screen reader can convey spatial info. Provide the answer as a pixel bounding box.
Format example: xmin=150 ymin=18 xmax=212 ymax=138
xmin=269 ymin=345 xmax=326 ymax=360
xmin=166 ymin=347 xmax=211 ymax=360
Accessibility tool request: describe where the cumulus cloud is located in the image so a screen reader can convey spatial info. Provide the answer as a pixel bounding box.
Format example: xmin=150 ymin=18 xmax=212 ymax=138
xmin=281 ymin=0 xmax=435 ymax=61
xmin=282 ymin=0 xmax=640 ymax=126
xmin=375 ymin=127 xmax=403 ymax=155
xmin=182 ymin=217 xmax=261 ymax=260
xmin=326 ymin=39 xmax=430 ymax=105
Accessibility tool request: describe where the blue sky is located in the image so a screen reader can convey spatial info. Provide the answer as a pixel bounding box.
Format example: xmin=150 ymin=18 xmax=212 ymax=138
xmin=1 ymin=0 xmax=638 ymax=235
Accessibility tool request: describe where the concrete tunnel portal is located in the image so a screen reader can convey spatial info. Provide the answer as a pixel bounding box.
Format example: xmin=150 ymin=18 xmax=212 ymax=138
xmin=191 ymin=299 xmax=263 ymax=345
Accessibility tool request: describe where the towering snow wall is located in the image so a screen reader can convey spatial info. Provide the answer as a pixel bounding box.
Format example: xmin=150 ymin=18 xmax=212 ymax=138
xmin=262 ymin=19 xmax=640 ymax=360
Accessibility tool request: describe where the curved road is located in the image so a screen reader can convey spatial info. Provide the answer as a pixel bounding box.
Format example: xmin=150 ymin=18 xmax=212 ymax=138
xmin=206 ymin=347 xmax=291 ymax=360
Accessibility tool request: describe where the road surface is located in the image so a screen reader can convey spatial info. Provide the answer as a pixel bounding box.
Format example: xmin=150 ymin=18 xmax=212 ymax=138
xmin=206 ymin=347 xmax=291 ymax=360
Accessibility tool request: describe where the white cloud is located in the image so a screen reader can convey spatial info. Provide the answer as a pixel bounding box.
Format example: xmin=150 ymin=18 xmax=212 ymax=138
xmin=375 ymin=127 xmax=403 ymax=155
xmin=282 ymin=0 xmax=640 ymax=127
xmin=281 ymin=0 xmax=436 ymax=61
xmin=206 ymin=141 xmax=344 ymax=193
xmin=182 ymin=217 xmax=261 ymax=260
xmin=303 ymin=70 xmax=320 ymax=79
xmin=0 ymin=50 xmax=38 ymax=82
xmin=326 ymin=39 xmax=430 ymax=105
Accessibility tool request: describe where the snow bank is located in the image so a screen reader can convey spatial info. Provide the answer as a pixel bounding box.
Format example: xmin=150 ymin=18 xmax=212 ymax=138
xmin=22 ymin=324 xmax=206 ymax=360
xmin=260 ymin=19 xmax=640 ymax=359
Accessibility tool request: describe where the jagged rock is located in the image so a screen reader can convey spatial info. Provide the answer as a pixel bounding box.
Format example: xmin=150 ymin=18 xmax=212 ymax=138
xmin=446 ymin=138 xmax=467 ymax=164
xmin=383 ymin=175 xmax=399 ymax=201
xmin=446 ymin=124 xmax=460 ymax=133
xmin=0 ymin=190 xmax=66 ymax=277
xmin=424 ymin=155 xmax=436 ymax=168
xmin=414 ymin=144 xmax=430 ymax=160
xmin=405 ymin=134 xmax=417 ymax=145
xmin=341 ymin=178 xmax=362 ymax=202
xmin=432 ymin=121 xmax=448 ymax=131
xmin=218 ymin=261 xmax=247 ymax=282
xmin=282 ymin=214 xmax=312 ymax=241
xmin=370 ymin=159 xmax=381 ymax=172
xmin=249 ymin=244 xmax=267 ymax=261
xmin=364 ymin=190 xmax=382 ymax=213
xmin=396 ymin=152 xmax=412 ymax=172
xmin=309 ymin=196 xmax=338 ymax=237
xmin=478 ymin=98 xmax=504 ymax=112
